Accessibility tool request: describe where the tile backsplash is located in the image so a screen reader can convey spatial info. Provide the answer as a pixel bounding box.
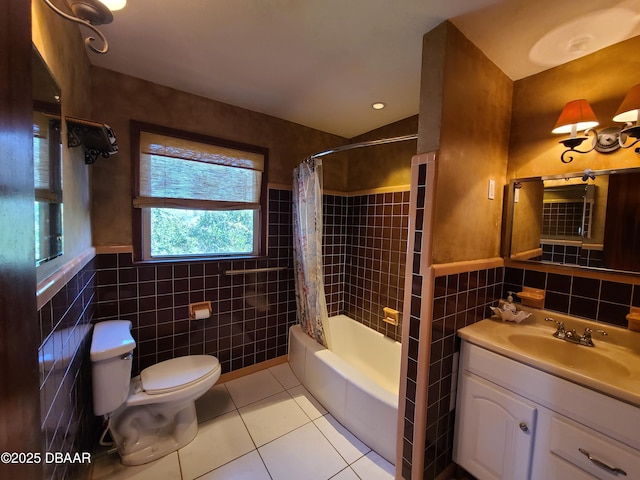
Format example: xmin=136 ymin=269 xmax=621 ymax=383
xmin=503 ymin=266 xmax=638 ymax=328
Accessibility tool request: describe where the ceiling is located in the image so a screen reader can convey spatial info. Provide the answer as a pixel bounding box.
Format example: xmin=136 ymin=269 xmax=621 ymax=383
xmin=89 ymin=0 xmax=640 ymax=138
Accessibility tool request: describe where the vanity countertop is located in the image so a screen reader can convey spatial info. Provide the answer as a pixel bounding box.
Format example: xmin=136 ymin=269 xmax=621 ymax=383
xmin=457 ymin=308 xmax=640 ymax=408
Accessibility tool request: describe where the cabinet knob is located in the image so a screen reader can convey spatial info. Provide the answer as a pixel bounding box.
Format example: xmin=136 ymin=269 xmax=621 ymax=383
xmin=519 ymin=422 xmax=529 ymax=432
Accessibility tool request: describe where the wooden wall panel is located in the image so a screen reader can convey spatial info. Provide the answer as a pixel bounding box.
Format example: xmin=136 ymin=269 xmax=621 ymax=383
xmin=0 ymin=1 xmax=41 ymax=478
xmin=603 ymin=172 xmax=640 ymax=271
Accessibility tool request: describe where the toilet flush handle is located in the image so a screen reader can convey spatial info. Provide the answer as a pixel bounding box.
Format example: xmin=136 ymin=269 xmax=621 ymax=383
xmin=121 ymin=352 xmax=133 ymax=360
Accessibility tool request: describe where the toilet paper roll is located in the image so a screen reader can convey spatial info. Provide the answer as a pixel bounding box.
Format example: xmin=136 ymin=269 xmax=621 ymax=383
xmin=193 ymin=307 xmax=210 ymax=320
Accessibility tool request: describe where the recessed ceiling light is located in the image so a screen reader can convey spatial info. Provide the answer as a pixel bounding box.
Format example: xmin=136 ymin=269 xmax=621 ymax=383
xmin=372 ymin=102 xmax=386 ymax=110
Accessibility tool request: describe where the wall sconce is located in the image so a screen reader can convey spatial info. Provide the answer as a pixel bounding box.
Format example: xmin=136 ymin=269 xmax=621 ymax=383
xmin=612 ymin=83 xmax=640 ymax=152
xmin=41 ymin=0 xmax=126 ymax=54
xmin=553 ymin=84 xmax=640 ymax=163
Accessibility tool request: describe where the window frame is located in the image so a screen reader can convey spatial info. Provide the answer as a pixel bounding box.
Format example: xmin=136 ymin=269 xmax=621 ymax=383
xmin=131 ymin=121 xmax=269 ymax=262
xmin=34 ymin=103 xmax=63 ymax=266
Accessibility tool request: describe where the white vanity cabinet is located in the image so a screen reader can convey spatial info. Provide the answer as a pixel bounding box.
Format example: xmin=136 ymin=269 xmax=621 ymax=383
xmin=454 ymin=340 xmax=640 ymax=480
xmin=455 ymin=372 xmax=536 ymax=479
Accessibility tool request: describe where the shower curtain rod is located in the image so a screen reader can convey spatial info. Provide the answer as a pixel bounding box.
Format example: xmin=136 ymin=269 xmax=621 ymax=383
xmin=305 ymin=133 xmax=418 ymax=161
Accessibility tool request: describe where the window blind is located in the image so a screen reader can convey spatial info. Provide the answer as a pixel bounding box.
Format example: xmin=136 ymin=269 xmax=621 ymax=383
xmin=134 ymin=131 xmax=265 ymax=210
xmin=34 ymin=112 xmax=51 ymax=191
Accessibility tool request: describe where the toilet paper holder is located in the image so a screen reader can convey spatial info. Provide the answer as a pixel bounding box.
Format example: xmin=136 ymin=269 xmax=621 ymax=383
xmin=189 ymin=301 xmax=212 ymax=320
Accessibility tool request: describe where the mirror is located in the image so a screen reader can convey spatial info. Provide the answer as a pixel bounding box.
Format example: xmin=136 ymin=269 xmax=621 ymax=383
xmin=32 ymin=47 xmax=63 ymax=266
xmin=505 ymin=167 xmax=640 ymax=274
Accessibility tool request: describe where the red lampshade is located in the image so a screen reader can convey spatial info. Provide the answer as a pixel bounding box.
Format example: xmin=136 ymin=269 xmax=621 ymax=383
xmin=613 ymin=84 xmax=640 ymax=124
xmin=552 ymin=99 xmax=599 ymax=135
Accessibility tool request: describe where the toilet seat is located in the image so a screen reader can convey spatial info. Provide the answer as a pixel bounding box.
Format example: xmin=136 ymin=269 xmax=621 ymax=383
xmin=141 ymin=355 xmax=220 ymax=395
xmin=123 ymin=355 xmax=222 ymax=408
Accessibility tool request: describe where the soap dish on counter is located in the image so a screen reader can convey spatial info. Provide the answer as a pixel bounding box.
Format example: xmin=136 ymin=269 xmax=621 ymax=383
xmin=489 ymin=306 xmax=531 ymax=324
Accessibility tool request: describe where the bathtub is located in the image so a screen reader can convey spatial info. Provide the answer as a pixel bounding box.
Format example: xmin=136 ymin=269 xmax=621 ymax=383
xmin=289 ymin=314 xmax=401 ymax=464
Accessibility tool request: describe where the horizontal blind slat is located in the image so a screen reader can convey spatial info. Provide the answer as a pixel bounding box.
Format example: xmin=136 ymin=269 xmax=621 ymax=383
xmin=140 ymin=131 xmax=264 ymax=171
xmin=133 ymin=197 xmax=260 ymax=211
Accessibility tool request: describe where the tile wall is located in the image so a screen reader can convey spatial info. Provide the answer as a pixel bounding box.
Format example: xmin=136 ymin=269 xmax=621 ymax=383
xmin=542 ymin=201 xmax=590 ymax=237
xmin=540 ymin=243 xmax=603 ymax=268
xmin=401 ymin=163 xmax=427 ymax=480
xmin=503 ymin=266 xmax=638 ymax=328
xmin=344 ymin=192 xmax=409 ymax=342
xmin=323 ymin=191 xmax=409 ymax=342
xmin=38 ymin=261 xmax=97 ymax=480
xmin=323 ymin=194 xmax=348 ymax=316
xmin=426 ymin=267 xmax=504 ymax=479
xmin=35 ymin=186 xmax=408 ymax=479
xmin=92 ymin=188 xmax=296 ymax=375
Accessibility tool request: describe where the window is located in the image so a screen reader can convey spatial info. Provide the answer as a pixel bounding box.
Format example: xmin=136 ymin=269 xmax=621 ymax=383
xmin=34 ymin=111 xmax=63 ymax=266
xmin=132 ymin=122 xmax=268 ymax=261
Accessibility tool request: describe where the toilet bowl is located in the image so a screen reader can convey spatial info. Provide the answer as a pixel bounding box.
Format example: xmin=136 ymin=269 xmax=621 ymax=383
xmin=90 ymin=320 xmax=221 ymax=466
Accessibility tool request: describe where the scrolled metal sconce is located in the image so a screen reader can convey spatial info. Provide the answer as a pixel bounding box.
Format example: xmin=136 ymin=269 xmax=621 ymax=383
xmin=553 ymin=84 xmax=640 ymax=163
xmin=40 ymin=0 xmax=126 ymax=54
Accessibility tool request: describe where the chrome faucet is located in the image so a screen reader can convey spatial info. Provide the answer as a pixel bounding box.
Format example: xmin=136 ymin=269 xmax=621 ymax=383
xmin=545 ymin=317 xmax=607 ymax=347
xmin=545 ymin=317 xmax=566 ymax=339
xmin=579 ymin=327 xmax=608 ymax=347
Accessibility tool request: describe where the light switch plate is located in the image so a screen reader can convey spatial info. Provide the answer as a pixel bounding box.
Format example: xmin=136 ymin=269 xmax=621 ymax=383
xmin=488 ymin=179 xmax=495 ymax=200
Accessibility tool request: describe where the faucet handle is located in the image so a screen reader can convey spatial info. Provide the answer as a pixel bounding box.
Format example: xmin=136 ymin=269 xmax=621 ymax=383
xmin=584 ymin=327 xmax=608 ymax=336
xmin=545 ymin=317 xmax=566 ymax=338
xmin=580 ymin=327 xmax=607 ymax=346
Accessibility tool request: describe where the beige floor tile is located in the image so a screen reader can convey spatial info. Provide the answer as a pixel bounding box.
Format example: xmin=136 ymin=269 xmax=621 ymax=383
xmin=238 ymin=390 xmax=311 ymax=446
xmin=314 ymin=414 xmax=370 ymax=464
xmin=288 ymin=384 xmax=328 ymax=419
xmin=224 ymin=369 xmax=284 ymax=408
xmin=269 ymin=362 xmax=301 ymax=389
xmin=195 ymin=450 xmax=270 ymax=480
xmin=195 ymin=384 xmax=236 ymax=423
xmin=350 ymin=451 xmax=395 ymax=480
xmin=178 ymin=410 xmax=255 ymax=480
xmin=330 ymin=467 xmax=361 ymax=480
xmin=258 ymin=423 xmax=348 ymax=480
xmin=91 ymin=451 xmax=181 ymax=480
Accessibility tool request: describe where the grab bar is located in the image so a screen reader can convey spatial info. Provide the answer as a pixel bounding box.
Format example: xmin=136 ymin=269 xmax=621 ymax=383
xmin=224 ymin=266 xmax=288 ymax=275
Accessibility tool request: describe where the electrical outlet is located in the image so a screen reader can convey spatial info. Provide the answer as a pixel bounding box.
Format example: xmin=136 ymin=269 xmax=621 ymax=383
xmin=488 ymin=179 xmax=495 ymax=200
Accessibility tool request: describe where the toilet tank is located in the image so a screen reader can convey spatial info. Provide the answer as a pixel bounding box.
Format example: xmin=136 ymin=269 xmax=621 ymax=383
xmin=90 ymin=320 xmax=136 ymax=416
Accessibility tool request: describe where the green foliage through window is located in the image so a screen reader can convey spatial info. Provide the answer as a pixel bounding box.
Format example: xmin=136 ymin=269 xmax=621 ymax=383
xmin=149 ymin=208 xmax=254 ymax=257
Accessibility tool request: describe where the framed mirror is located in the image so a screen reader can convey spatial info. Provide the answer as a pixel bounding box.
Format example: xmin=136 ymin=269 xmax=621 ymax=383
xmin=32 ymin=47 xmax=63 ymax=266
xmin=504 ymin=167 xmax=640 ymax=275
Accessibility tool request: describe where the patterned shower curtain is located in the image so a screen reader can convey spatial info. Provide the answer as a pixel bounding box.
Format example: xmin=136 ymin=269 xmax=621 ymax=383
xmin=292 ymin=158 xmax=328 ymax=347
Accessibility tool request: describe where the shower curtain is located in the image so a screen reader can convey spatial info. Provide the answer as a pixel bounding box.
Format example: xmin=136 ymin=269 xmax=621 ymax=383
xmin=292 ymin=158 xmax=328 ymax=347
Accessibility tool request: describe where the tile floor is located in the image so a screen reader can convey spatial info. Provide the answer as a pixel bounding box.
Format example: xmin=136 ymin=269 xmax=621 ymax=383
xmin=91 ymin=363 xmax=396 ymax=480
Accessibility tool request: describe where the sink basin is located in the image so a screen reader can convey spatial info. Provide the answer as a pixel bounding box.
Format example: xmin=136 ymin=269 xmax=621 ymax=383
xmin=507 ymin=333 xmax=632 ymax=378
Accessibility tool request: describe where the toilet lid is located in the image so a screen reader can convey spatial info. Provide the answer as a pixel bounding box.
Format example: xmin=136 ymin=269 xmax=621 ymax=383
xmin=140 ymin=355 xmax=220 ymax=395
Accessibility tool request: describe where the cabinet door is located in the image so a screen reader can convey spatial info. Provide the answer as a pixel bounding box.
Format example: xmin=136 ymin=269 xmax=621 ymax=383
xmin=546 ymin=455 xmax=598 ymax=480
xmin=454 ymin=373 xmax=537 ymax=480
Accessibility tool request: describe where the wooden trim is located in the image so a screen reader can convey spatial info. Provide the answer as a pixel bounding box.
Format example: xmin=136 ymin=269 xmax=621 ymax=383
xmin=396 ymin=152 xmax=438 ymax=479
xmin=267 ymin=182 xmax=293 ymax=191
xmin=504 ymin=258 xmax=640 ymax=285
xmin=129 ymin=120 xmax=270 ymax=261
xmin=95 ymin=245 xmax=134 ymax=254
xmin=510 ymin=248 xmax=542 ymax=261
xmin=131 ymin=120 xmax=143 ymax=261
xmin=37 ymin=247 xmax=96 ymax=310
xmin=323 ymin=184 xmax=411 ymax=197
xmin=432 ymin=257 xmax=505 ymax=277
xmin=218 ymin=355 xmax=288 ymax=384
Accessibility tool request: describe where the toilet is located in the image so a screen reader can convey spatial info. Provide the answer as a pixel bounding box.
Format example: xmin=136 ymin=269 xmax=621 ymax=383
xmin=90 ymin=320 xmax=221 ymax=466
